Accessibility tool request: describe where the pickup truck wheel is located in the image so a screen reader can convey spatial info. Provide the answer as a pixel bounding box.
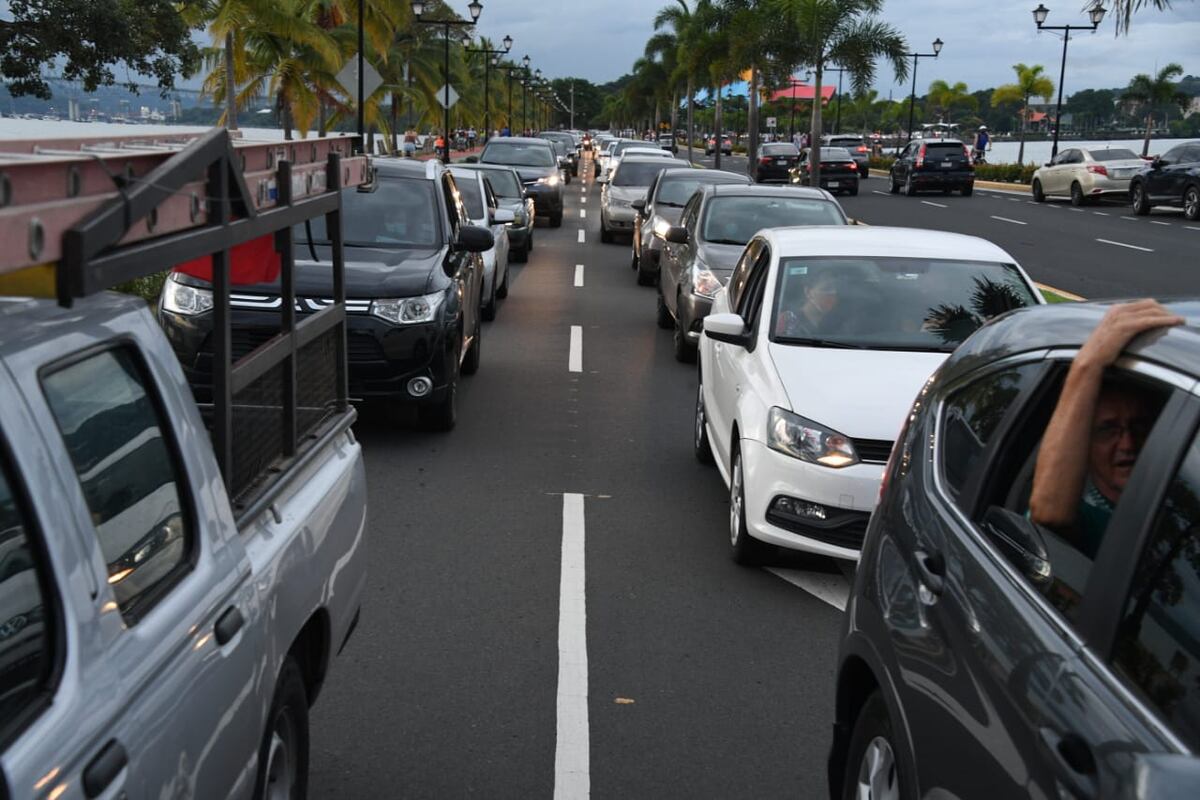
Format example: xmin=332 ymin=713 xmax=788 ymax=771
xmin=256 ymin=657 xmax=308 ymax=800
xmin=461 ymin=319 xmax=482 ymax=375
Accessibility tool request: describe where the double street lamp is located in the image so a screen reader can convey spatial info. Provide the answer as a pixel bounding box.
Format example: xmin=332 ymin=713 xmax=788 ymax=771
xmin=785 ymin=71 xmax=813 ymax=139
xmin=905 ymin=37 xmax=943 ymax=145
xmin=465 ymin=34 xmax=513 ymax=144
xmin=412 ymin=0 xmax=483 ymax=164
xmin=1033 ymin=3 xmax=1107 ymax=159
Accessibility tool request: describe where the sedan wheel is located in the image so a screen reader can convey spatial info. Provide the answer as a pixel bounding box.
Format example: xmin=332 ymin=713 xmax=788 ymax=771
xmin=1031 ymin=179 xmax=1045 ymax=202
xmin=729 ymin=446 xmax=768 ymax=565
xmin=842 ymin=692 xmax=906 ymax=800
xmin=1070 ymin=182 xmax=1085 ymax=207
xmin=888 ymin=173 xmax=899 ymax=194
xmin=694 ymin=374 xmax=714 ymax=465
xmin=1184 ymin=185 xmax=1200 ymax=221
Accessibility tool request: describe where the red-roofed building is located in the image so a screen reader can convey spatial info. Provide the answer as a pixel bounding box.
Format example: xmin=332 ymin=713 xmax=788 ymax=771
xmin=769 ymin=82 xmax=836 ymax=106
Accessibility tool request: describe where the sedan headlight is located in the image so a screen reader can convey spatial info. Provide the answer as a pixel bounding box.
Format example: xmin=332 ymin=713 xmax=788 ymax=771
xmin=690 ymin=265 xmax=722 ymax=298
xmin=370 ymin=293 xmax=444 ymax=325
xmin=161 ymin=274 xmax=213 ymax=315
xmin=537 ymin=174 xmax=561 ymax=187
xmin=767 ymin=407 xmax=859 ymax=468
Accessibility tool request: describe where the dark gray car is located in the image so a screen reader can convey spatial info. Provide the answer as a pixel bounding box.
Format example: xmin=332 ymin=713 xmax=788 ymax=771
xmin=459 ymin=163 xmax=536 ymax=262
xmin=830 ymin=300 xmax=1200 ymax=799
xmin=656 ymin=184 xmax=846 ymax=362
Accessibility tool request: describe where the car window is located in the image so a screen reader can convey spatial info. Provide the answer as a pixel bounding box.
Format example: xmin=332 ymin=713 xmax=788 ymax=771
xmin=701 ymin=196 xmax=846 ymax=246
xmin=737 ymin=246 xmax=773 ymax=336
xmin=42 ymin=348 xmax=193 ymax=622
xmin=1089 ymin=149 xmax=1139 ymax=162
xmin=482 ymin=169 xmax=521 ymax=198
xmin=0 ymin=450 xmax=57 ymax=747
xmin=727 ymin=240 xmax=760 ymax=312
xmin=656 ymin=174 xmax=747 ymax=207
xmin=298 ymin=178 xmax=440 ymax=249
xmin=1112 ymin=433 xmax=1200 ymax=750
xmin=613 ymin=161 xmax=669 ymax=187
xmin=762 ymin=144 xmax=799 ymax=156
xmin=481 ymin=141 xmax=556 ymax=167
xmin=453 ymin=174 xmax=485 ymax=220
xmin=1183 ymin=145 xmax=1200 ymax=164
xmin=923 ymin=143 xmax=966 ymax=159
xmin=442 ymin=174 xmax=464 ymax=233
xmin=681 ymin=195 xmax=700 ymax=233
xmin=1160 ymin=145 xmax=1187 ymax=164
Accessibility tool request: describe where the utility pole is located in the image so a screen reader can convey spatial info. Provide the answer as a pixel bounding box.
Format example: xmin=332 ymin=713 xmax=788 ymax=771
xmin=570 ymin=81 xmax=575 ymax=130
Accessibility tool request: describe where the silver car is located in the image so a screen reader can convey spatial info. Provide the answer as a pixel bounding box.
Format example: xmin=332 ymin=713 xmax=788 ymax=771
xmin=600 ymin=157 xmax=684 ymax=243
xmin=450 ymin=166 xmax=514 ymax=320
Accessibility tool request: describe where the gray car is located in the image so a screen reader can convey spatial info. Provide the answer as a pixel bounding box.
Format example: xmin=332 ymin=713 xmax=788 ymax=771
xmin=600 ymin=156 xmax=686 ymax=243
xmin=474 ymin=137 xmax=564 ymax=227
xmin=459 ymin=163 xmax=536 ymax=262
xmin=831 ymin=300 xmax=1200 ymax=799
xmin=656 ymin=184 xmax=846 ymax=362
xmin=630 ymin=167 xmax=750 ymax=286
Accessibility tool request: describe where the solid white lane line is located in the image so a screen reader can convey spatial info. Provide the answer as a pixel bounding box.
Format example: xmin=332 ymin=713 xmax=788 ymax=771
xmin=574 ymin=265 xmax=584 ymax=287
xmin=1188 ymin=226 xmax=1200 ymax=232
xmin=1097 ymin=238 xmax=1154 ymax=252
xmin=580 ymin=209 xmax=587 ymax=219
xmin=555 ymin=493 xmax=590 ymax=800
xmin=766 ymin=567 xmax=850 ymax=612
xmin=1068 ymin=208 xmax=1084 ymax=212
xmin=1150 ymin=220 xmax=1171 ymax=226
xmin=578 ymin=229 xmax=586 ymax=244
xmin=921 ymin=200 xmax=947 ymax=208
xmin=991 ymin=215 xmax=1027 ymax=225
xmin=1121 ymin=216 xmax=1139 ymax=220
xmin=569 ymin=326 xmax=583 ymax=372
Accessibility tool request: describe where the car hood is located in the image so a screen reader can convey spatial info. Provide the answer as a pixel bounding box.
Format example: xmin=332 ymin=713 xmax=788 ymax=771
xmin=224 ymin=244 xmax=444 ymax=298
xmin=766 ymin=345 xmax=947 ymax=442
xmin=607 ymin=185 xmax=648 ymax=202
xmin=507 ymin=165 xmax=557 ymax=182
xmin=696 ymin=242 xmax=745 ymax=273
xmin=651 ymin=206 xmax=685 ymax=225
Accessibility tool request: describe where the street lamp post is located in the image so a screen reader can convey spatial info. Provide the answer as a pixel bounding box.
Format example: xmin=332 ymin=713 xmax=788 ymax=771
xmin=904 ymin=38 xmax=943 ymax=146
xmin=824 ymin=66 xmax=848 ymax=134
xmin=411 ymin=0 xmax=484 ymax=164
xmin=465 ymin=34 xmax=513 ymax=144
xmin=786 ymin=71 xmax=813 ymax=139
xmin=1033 ymin=3 xmax=1107 ymax=159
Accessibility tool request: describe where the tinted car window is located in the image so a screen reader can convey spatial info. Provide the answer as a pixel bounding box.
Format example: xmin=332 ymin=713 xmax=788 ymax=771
xmin=923 ymin=143 xmax=966 ymax=159
xmin=613 ymin=161 xmax=670 ymax=187
xmin=701 ymin=196 xmax=846 ymax=245
xmin=820 ymin=147 xmax=853 ymax=161
xmin=1112 ymin=435 xmax=1200 ymax=750
xmin=770 ymin=257 xmax=1037 ymax=351
xmin=762 ymin=144 xmax=799 ymax=156
xmin=481 ymin=141 xmax=556 ymax=167
xmin=455 ymin=176 xmax=485 ymax=219
xmin=1089 ymin=149 xmax=1139 ymax=162
xmin=656 ymin=174 xmax=746 ymax=207
xmin=482 ymin=169 xmax=521 ymax=198
xmin=0 ymin=453 xmax=55 ymax=745
xmin=42 ymin=348 xmax=191 ymax=621
xmin=301 ymin=178 xmax=440 ymax=248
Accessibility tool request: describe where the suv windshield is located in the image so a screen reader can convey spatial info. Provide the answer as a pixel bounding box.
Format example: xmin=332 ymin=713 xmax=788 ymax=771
xmin=923 ymin=142 xmax=967 ymax=159
xmin=771 ymin=257 xmax=1037 ymax=352
xmin=701 ymin=196 xmax=845 ymax=245
xmin=482 ymin=142 xmax=556 ymax=167
xmin=656 ymin=174 xmax=745 ymax=206
xmin=613 ymin=161 xmax=672 ymax=187
xmin=299 ymin=177 xmax=439 ymax=248
xmin=820 ymin=147 xmax=852 ymax=161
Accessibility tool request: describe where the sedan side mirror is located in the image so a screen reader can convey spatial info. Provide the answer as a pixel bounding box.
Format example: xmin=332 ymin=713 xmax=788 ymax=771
xmin=1043 ymin=162 xmax=1053 ymax=168
xmin=664 ymin=226 xmax=689 ymax=244
xmin=704 ymin=313 xmax=750 ymax=347
xmin=1134 ymin=753 xmax=1200 ymax=800
xmin=453 ymin=225 xmax=494 ymax=255
xmin=464 ymin=156 xmax=479 ymax=164
xmin=631 ymin=198 xmax=647 ymax=213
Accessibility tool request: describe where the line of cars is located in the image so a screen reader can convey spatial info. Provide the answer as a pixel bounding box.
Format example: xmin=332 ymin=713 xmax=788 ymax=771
xmin=595 ymin=149 xmax=1200 ymax=796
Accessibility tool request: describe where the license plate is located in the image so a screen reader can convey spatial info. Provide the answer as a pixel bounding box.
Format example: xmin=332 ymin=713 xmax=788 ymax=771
xmin=941 ymin=161 xmax=953 ymax=168
xmin=827 ymin=181 xmax=839 ymax=187
xmin=777 ymin=159 xmax=788 ymax=164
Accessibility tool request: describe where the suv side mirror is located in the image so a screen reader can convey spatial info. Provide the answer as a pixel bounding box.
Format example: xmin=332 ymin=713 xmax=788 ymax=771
xmin=664 ymin=226 xmax=688 ymax=244
xmin=1152 ymin=156 xmax=1166 ymax=169
xmin=1134 ymin=753 xmax=1200 ymax=799
xmin=631 ymin=198 xmax=647 ymax=213
xmin=981 ymin=506 xmax=1052 ymax=589
xmin=704 ymin=313 xmax=750 ymax=347
xmin=454 ymin=225 xmax=494 ymax=255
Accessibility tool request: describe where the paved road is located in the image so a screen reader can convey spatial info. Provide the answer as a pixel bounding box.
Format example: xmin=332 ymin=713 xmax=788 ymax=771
xmin=686 ymin=148 xmax=1199 ymax=299
xmin=309 ymin=155 xmax=852 ymax=798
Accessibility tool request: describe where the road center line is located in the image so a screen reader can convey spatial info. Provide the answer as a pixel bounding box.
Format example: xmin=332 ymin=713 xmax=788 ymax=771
xmin=580 ymin=209 xmax=587 ymax=219
xmin=569 ymin=326 xmax=583 ymax=372
xmin=577 ymin=229 xmax=586 ymax=244
xmin=555 ymin=493 xmax=590 ymax=800
xmin=574 ymin=265 xmax=584 ymax=287
xmin=765 ymin=567 xmax=849 ymax=612
xmin=1068 ymin=208 xmax=1084 ymax=213
xmin=990 ymin=215 xmax=1027 ymax=225
xmin=1150 ymin=220 xmax=1171 ymax=226
xmin=921 ymin=200 xmax=947 ymax=208
xmin=1096 ymin=238 xmax=1154 ymax=252
xmin=1121 ymin=216 xmax=1139 ymax=220
xmin=581 ymin=196 xmax=587 ymax=204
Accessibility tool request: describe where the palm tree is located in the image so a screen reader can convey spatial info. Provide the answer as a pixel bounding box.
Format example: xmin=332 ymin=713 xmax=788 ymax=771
xmin=1107 ymin=0 xmax=1189 ymax=34
xmin=844 ymin=89 xmax=879 ymax=133
xmin=770 ymin=0 xmax=908 ymax=183
xmin=991 ymin=63 xmax=1054 ymax=166
xmin=926 ymin=79 xmax=977 ymax=124
xmin=1122 ymin=63 xmax=1189 ymax=156
xmin=655 ymin=0 xmax=699 ymax=160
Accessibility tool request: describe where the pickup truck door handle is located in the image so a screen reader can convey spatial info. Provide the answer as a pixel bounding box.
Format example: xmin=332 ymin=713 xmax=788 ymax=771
xmin=83 ymin=739 xmax=127 ymax=798
xmin=1039 ymin=728 xmax=1098 ymax=798
xmin=913 ymin=549 xmax=945 ymax=596
xmin=215 ymin=606 xmax=245 ymax=645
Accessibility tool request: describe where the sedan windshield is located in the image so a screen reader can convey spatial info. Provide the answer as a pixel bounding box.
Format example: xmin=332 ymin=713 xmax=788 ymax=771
xmin=655 ymin=174 xmax=746 ymax=206
xmin=299 ymin=178 xmax=439 ymax=248
xmin=771 ymin=257 xmax=1037 ymax=352
xmin=481 ymin=142 xmax=556 ymax=167
xmin=613 ymin=161 xmax=672 ymax=187
xmin=481 ymin=169 xmax=522 ymax=198
xmin=701 ymin=196 xmax=845 ymax=245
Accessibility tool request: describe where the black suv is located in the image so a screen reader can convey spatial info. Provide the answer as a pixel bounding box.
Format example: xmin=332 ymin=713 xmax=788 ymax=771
xmin=158 ymin=158 xmax=492 ymax=430
xmin=475 ymin=137 xmax=564 ymax=227
xmin=831 ymin=300 xmax=1200 ymax=799
xmin=537 ymin=131 xmax=578 ymax=179
xmin=1130 ymin=140 xmax=1200 ymax=220
xmin=889 ymin=138 xmax=974 ymax=196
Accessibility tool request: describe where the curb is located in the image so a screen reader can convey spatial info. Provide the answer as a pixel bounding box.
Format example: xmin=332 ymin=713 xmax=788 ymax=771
xmin=867 ymin=169 xmax=1029 ymax=194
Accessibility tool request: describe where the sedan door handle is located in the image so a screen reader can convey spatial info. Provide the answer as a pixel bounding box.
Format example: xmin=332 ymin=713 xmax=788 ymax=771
xmin=215 ymin=606 xmax=245 ymax=645
xmin=83 ymin=739 xmax=127 ymax=798
xmin=913 ymin=549 xmax=945 ymax=596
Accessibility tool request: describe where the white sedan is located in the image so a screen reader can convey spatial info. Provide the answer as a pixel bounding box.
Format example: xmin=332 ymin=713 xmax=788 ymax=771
xmin=1030 ymin=146 xmax=1148 ymax=205
xmin=695 ymin=227 xmax=1044 ymax=562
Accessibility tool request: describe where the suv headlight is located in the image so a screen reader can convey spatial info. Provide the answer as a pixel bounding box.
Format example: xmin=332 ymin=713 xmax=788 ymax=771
xmin=370 ymin=293 xmax=444 ymax=325
xmin=161 ymin=274 xmax=213 ymax=315
xmin=690 ymin=266 xmax=722 ymax=298
xmin=537 ymin=174 xmax=561 ymax=187
xmin=767 ymin=407 xmax=859 ymax=468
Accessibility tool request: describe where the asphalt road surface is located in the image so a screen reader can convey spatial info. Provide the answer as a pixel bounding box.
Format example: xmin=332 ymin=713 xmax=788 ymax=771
xmin=308 ymin=154 xmax=852 ymax=798
xmin=690 ymin=148 xmax=1199 ymax=299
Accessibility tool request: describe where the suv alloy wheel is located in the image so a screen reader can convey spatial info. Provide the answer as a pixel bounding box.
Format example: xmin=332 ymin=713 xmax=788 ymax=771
xmin=1184 ymin=185 xmax=1200 ymax=221
xmin=1132 ymin=181 xmax=1152 ymax=215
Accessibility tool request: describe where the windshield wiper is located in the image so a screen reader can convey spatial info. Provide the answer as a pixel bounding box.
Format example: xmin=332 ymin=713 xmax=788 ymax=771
xmin=775 ymin=337 xmax=866 ymax=349
xmin=658 ymin=201 xmax=685 ymax=208
xmin=705 ymin=238 xmax=747 ymax=246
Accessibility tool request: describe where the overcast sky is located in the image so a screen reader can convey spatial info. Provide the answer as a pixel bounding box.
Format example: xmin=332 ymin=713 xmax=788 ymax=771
xmin=474 ymin=0 xmax=1199 ymax=94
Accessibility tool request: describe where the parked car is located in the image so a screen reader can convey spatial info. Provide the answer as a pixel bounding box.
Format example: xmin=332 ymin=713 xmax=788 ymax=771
xmin=537 ymin=130 xmax=579 ymax=179
xmin=753 ymin=142 xmax=802 ymax=184
xmin=600 ymin=156 xmax=684 ymax=243
xmin=696 ymin=227 xmax=1042 ymax=562
xmin=889 ymin=138 xmax=974 ymax=196
xmin=1130 ymin=140 xmax=1200 ymax=220
xmin=830 ymin=299 xmax=1200 ymax=800
xmin=658 ymin=133 xmax=679 ymax=154
xmin=449 ymin=166 xmax=515 ymax=320
xmin=475 ymin=137 xmax=564 ymax=227
xmin=706 ymin=135 xmax=733 ymax=156
xmin=631 ymin=167 xmax=751 ymax=286
xmin=658 ymin=184 xmax=846 ymax=362
xmin=791 ymin=146 xmax=861 ymax=196
xmin=1031 ymin=146 xmax=1148 ymax=205
xmin=459 ymin=163 xmax=536 ymax=262
xmin=162 ymin=158 xmax=493 ymax=430
xmin=822 ymin=134 xmax=871 ymax=175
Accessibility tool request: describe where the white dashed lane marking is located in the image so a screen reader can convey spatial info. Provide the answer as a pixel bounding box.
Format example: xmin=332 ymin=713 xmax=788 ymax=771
xmin=577 ymin=229 xmax=585 ymax=244
xmin=991 ymin=216 xmax=1027 ymax=225
xmin=766 ymin=567 xmax=851 ymax=612
xmin=1097 ymin=238 xmax=1154 ymax=252
xmin=921 ymin=200 xmax=947 ymax=208
xmin=574 ymin=265 xmax=584 ymax=287
xmin=554 ymin=493 xmax=589 ymax=799
xmin=568 ymin=326 xmax=582 ymax=372
xmin=580 ymin=209 xmax=586 ymax=219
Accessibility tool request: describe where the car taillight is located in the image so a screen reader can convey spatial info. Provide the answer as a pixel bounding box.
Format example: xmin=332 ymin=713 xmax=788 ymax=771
xmin=760 ymin=157 xmax=772 ymax=165
xmin=1087 ymin=164 xmax=1108 ymax=176
xmin=916 ymin=144 xmax=926 ymax=168
xmin=856 ymin=146 xmax=868 ymax=153
xmin=848 ymin=162 xmax=858 ymax=170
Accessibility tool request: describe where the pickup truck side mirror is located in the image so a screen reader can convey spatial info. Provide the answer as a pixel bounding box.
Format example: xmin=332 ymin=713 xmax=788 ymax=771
xmin=491 ymin=208 xmax=515 ymax=225
xmin=704 ymin=313 xmax=750 ymax=347
xmin=664 ymin=226 xmax=689 ymax=244
xmin=981 ymin=506 xmax=1052 ymax=589
xmin=1133 ymin=753 xmax=1200 ymax=799
xmin=453 ymin=225 xmax=494 ymax=256
xmin=630 ymin=198 xmax=647 ymax=213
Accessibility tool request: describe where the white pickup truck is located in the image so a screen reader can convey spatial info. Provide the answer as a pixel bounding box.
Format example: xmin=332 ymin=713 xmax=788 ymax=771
xmin=0 ymin=129 xmax=369 ymax=799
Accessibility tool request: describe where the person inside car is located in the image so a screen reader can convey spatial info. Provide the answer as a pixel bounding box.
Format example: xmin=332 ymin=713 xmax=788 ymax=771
xmin=1028 ymin=300 xmax=1184 ymax=556
xmin=776 ymin=267 xmax=840 ymax=338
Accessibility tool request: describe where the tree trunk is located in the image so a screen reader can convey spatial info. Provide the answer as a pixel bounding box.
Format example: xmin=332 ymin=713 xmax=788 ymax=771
xmin=748 ymin=65 xmax=759 ymax=171
xmin=224 ymin=32 xmax=238 ymax=131
xmin=318 ymin=100 xmax=327 ymax=138
xmin=1017 ymin=98 xmax=1028 ymax=166
xmin=810 ymin=64 xmax=824 ymax=184
xmin=654 ymin=98 xmax=661 ymax=137
xmin=714 ymin=86 xmax=723 ymax=171
xmin=1142 ymin=112 xmax=1153 ymax=157
xmin=686 ymin=77 xmax=694 ymax=165
xmin=391 ymin=92 xmax=399 ymax=154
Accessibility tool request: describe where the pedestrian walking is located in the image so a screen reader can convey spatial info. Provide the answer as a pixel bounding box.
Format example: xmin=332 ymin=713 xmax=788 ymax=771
xmin=403 ymin=128 xmax=418 ymax=158
xmin=467 ymin=127 xmax=477 ymax=148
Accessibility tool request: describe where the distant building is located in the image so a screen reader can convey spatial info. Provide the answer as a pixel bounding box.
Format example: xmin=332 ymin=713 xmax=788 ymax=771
xmin=1186 ymin=96 xmax=1200 ymax=118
